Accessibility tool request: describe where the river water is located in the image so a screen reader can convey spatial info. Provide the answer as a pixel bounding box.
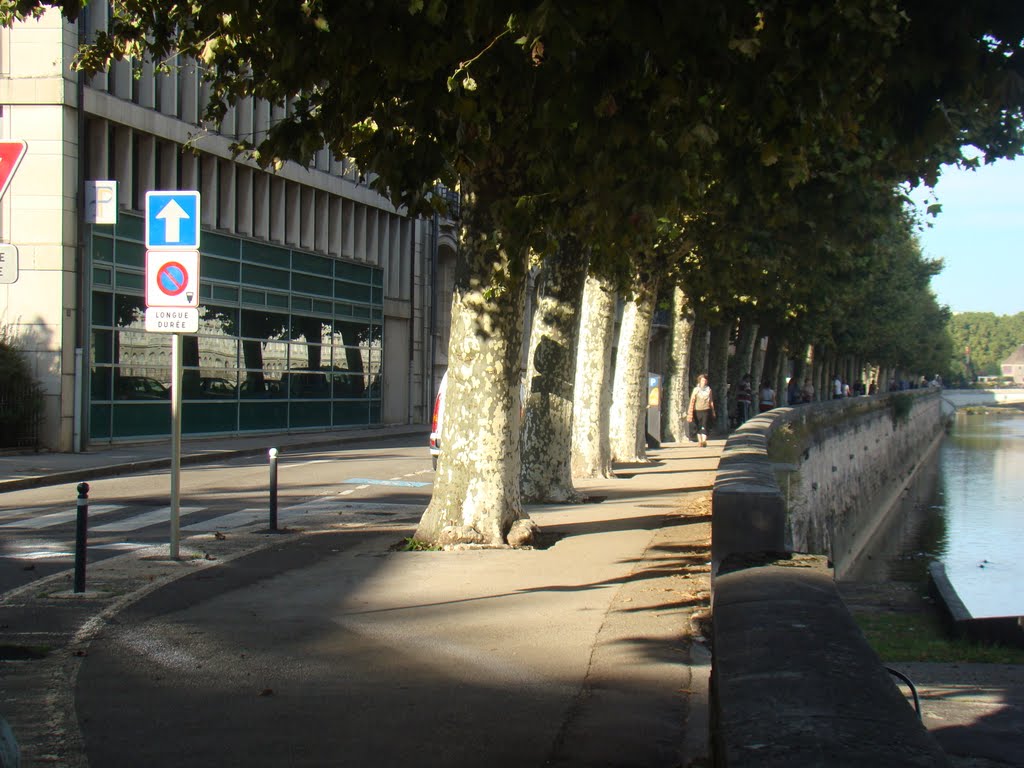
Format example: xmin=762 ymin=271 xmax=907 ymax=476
xmin=846 ymin=410 xmax=1024 ymax=619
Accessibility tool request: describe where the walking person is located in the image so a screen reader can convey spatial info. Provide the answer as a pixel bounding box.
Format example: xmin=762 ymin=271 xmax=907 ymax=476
xmin=801 ymin=377 xmax=814 ymax=403
xmin=736 ymin=373 xmax=753 ymax=424
xmin=687 ymin=373 xmax=716 ymax=448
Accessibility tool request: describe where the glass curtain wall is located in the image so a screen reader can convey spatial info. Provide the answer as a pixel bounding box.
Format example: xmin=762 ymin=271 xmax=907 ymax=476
xmin=89 ymin=213 xmax=383 ymax=440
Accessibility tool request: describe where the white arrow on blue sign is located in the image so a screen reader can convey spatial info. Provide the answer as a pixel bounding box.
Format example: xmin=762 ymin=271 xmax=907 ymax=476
xmin=145 ymin=190 xmax=201 ymax=249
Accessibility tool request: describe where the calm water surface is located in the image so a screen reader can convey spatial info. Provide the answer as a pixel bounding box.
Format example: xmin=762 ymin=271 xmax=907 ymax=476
xmin=937 ymin=412 xmax=1024 ymax=618
xmin=849 ymin=411 xmax=1024 ymax=619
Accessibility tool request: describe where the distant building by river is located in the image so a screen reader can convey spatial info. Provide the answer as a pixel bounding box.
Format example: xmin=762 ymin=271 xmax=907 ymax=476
xmin=1001 ymin=345 xmax=1024 ymax=385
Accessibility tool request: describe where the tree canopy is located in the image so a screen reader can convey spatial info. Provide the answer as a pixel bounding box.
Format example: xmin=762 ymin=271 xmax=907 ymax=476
xmin=947 ymin=312 xmax=1024 ymax=379
xmin=5 ymin=0 xmax=1024 ymax=541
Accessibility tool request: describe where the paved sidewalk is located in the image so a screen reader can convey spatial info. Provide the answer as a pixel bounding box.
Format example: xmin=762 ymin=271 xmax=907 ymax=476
xmin=0 ymin=439 xmax=718 ymax=768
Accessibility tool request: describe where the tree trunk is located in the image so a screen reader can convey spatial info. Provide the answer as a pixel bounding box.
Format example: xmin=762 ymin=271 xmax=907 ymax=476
xmin=520 ymin=238 xmax=588 ymax=503
xmin=773 ymin=340 xmax=788 ymax=402
xmin=689 ymin=309 xmax=709 ymax=391
xmin=709 ymin=321 xmax=731 ymax=435
xmin=662 ymin=286 xmax=693 ymax=443
xmin=571 ymin=274 xmax=616 ymax=479
xmin=609 ymin=270 xmax=659 ymax=463
xmin=750 ymin=333 xmax=767 ymax=391
xmin=814 ymin=350 xmax=826 ymax=402
xmin=761 ymin=337 xmax=779 ymax=394
xmin=415 ymin=201 xmax=529 ymax=547
xmin=727 ymin=319 xmax=757 ymax=428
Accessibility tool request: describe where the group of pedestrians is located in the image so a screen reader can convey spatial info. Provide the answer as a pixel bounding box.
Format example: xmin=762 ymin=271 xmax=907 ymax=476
xmin=686 ymin=371 xmax=778 ymax=447
xmin=685 ymin=368 xmax=939 ymax=447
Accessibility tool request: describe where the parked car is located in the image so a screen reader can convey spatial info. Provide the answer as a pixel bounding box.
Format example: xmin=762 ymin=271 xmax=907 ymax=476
xmin=199 ymin=377 xmax=236 ymax=397
xmin=114 ymin=375 xmax=170 ymax=400
xmin=280 ymin=370 xmax=331 ymax=398
xmin=429 ymin=371 xmax=448 ymax=470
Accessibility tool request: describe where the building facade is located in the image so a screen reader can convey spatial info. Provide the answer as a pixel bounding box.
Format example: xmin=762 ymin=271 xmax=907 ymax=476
xmin=1 ymin=9 xmax=457 ymax=451
xmin=1001 ymin=345 xmax=1024 ymax=386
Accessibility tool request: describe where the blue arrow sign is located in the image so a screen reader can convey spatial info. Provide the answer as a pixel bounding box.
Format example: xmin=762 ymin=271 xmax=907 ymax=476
xmin=145 ymin=191 xmax=200 ymax=249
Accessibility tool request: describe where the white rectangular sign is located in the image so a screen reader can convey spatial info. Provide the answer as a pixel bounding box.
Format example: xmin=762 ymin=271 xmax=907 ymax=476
xmin=0 ymin=244 xmax=17 ymax=284
xmin=85 ymin=180 xmax=118 ymax=224
xmin=145 ymin=307 xmax=199 ymax=334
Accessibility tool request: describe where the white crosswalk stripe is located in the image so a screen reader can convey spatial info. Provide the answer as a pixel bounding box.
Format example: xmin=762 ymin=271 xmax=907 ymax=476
xmin=182 ymin=510 xmax=263 ymax=532
xmin=0 ymin=504 xmax=122 ymax=529
xmin=91 ymin=506 xmax=204 ymax=532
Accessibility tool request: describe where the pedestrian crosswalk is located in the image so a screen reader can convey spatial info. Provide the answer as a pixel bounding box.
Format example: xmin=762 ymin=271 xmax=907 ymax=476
xmin=0 ymin=497 xmax=426 ymax=535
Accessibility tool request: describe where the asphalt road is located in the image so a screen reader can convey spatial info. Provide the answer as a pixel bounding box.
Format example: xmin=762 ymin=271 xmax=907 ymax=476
xmin=0 ymin=435 xmax=434 ymax=595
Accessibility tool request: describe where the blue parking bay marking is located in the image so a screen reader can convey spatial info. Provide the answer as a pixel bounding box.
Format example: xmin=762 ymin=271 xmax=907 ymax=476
xmin=343 ymin=478 xmax=432 ymax=488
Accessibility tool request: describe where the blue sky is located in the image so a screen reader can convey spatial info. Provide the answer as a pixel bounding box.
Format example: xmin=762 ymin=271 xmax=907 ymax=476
xmin=909 ymin=156 xmax=1024 ymax=317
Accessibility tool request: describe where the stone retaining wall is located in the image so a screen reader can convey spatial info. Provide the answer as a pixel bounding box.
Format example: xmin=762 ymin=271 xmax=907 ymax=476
xmin=709 ymin=390 xmax=949 ymax=765
xmin=712 ymin=389 xmax=944 ymax=577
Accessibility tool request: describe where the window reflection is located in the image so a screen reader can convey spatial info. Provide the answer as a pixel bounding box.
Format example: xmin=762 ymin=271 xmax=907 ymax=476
xmin=91 ymin=229 xmax=384 ymax=439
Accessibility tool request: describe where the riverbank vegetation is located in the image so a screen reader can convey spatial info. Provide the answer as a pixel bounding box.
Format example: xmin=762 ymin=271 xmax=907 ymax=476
xmin=946 ymin=312 xmax=1024 ymax=384
xmin=854 ymin=609 xmax=1024 ymax=665
xmin=842 ymin=581 xmax=1024 ymax=664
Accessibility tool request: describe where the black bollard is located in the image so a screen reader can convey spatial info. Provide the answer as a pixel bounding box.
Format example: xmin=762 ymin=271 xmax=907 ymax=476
xmin=268 ymin=448 xmax=279 ymax=531
xmin=74 ymin=482 xmax=89 ymax=593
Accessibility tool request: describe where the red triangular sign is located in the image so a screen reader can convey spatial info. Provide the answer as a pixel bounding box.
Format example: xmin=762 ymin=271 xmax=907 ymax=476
xmin=0 ymin=141 xmax=28 ymax=200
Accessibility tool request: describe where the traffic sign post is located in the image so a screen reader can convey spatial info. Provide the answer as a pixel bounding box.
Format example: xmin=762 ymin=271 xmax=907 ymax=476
xmin=169 ymin=333 xmax=182 ymax=559
xmin=143 ymin=190 xmax=202 ymax=560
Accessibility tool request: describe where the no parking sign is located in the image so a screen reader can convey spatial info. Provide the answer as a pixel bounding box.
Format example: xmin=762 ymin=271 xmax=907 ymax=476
xmin=145 ymin=250 xmax=200 ymax=308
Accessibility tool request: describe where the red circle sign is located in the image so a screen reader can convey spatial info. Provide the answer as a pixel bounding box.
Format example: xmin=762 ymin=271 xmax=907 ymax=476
xmin=156 ymin=261 xmax=188 ymax=296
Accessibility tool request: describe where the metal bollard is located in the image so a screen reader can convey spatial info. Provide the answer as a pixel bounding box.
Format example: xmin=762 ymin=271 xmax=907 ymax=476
xmin=74 ymin=482 xmax=89 ymax=593
xmin=268 ymin=448 xmax=279 ymax=531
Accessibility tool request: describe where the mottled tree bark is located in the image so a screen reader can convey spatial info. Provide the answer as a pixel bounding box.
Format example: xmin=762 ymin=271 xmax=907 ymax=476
xmin=415 ymin=202 xmax=529 ymax=547
xmin=689 ymin=309 xmax=709 ymax=391
xmin=520 ymin=239 xmax=588 ymax=503
xmin=750 ymin=334 xmax=767 ymax=392
xmin=609 ymin=270 xmax=659 ymax=463
xmin=571 ymin=274 xmax=616 ymax=479
xmin=663 ymin=286 xmax=694 ymax=443
xmin=708 ymin=322 xmax=731 ymax=434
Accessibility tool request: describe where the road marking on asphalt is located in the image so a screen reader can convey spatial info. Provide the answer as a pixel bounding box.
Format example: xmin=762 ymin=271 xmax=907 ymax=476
xmin=280 ymin=458 xmax=333 ymax=468
xmin=0 ymin=504 xmax=122 ymax=529
xmin=91 ymin=506 xmax=204 ymax=532
xmin=9 ymin=546 xmax=71 ymax=561
xmin=182 ymin=510 xmax=263 ymax=532
xmin=342 ymin=478 xmax=432 ymax=488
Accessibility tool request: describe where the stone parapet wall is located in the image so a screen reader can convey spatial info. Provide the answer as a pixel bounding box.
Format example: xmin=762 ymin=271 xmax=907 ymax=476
xmin=712 ymin=389 xmax=944 ymax=577
xmin=711 ymin=555 xmax=950 ymax=767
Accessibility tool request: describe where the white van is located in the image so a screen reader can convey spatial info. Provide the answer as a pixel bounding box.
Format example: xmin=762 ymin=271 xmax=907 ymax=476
xmin=429 ymin=371 xmax=447 ymax=470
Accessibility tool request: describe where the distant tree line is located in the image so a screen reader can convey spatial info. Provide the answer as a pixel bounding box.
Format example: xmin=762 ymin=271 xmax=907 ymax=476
xmin=946 ymin=312 xmax=1024 ymax=382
